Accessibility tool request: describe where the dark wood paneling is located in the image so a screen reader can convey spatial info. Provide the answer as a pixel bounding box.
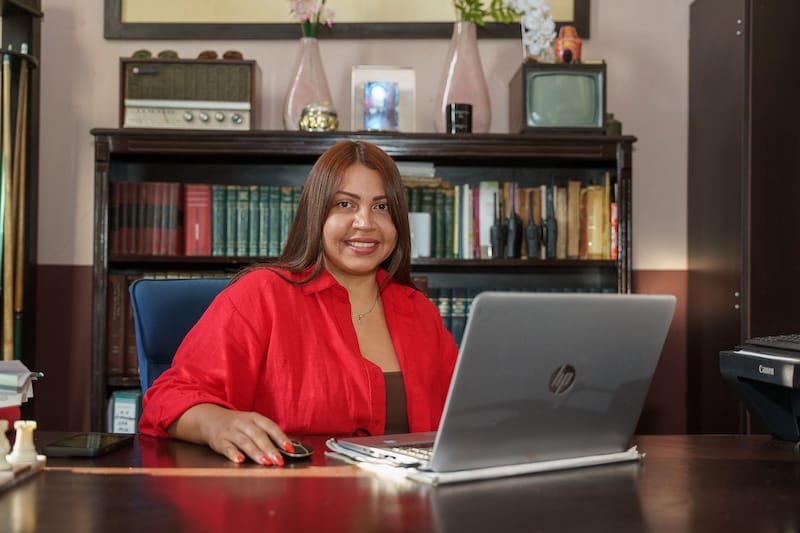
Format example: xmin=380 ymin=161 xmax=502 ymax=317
xmin=32 ymin=265 xmax=92 ymax=431
xmin=634 ymin=270 xmax=688 ymax=434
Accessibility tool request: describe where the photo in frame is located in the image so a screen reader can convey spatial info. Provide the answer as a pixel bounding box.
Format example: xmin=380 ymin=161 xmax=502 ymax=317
xmin=351 ymin=66 xmax=415 ymax=132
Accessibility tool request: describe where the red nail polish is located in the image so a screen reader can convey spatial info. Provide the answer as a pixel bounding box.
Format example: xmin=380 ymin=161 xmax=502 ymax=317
xmin=283 ymin=441 xmax=295 ymax=453
xmin=273 ymin=453 xmax=284 ymax=467
xmin=260 ymin=455 xmax=272 ymax=466
xmin=235 ymin=454 xmax=245 ymax=463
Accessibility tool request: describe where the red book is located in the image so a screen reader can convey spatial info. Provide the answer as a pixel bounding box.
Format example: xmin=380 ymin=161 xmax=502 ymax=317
xmin=0 ymin=406 xmax=20 ymax=426
xmin=183 ymin=184 xmax=212 ymax=256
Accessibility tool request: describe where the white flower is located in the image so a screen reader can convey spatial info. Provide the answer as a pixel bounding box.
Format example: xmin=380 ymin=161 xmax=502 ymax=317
xmin=503 ymin=0 xmax=556 ymax=59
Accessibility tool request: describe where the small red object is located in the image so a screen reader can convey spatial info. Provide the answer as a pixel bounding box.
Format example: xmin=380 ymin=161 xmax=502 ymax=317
xmin=553 ymin=25 xmax=582 ymax=63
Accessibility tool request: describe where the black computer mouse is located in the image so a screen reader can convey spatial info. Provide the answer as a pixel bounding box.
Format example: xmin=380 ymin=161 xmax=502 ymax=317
xmin=278 ymin=439 xmax=314 ymax=460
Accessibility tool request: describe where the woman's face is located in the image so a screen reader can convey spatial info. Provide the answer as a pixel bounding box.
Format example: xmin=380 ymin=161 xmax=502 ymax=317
xmin=322 ymin=163 xmax=398 ymax=281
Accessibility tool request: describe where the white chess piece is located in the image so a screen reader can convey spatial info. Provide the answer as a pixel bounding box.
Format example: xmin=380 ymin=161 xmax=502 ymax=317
xmin=6 ymin=420 xmax=38 ymax=466
xmin=0 ymin=420 xmax=10 ymax=470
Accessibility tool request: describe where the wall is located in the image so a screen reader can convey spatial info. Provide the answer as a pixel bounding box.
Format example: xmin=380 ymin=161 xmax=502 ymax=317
xmin=34 ymin=0 xmax=691 ymax=430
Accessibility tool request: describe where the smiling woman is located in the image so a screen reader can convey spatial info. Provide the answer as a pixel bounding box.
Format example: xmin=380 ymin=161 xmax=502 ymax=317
xmin=105 ymin=0 xmax=589 ymax=39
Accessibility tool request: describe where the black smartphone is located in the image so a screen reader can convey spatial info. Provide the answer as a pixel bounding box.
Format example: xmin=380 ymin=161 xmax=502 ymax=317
xmin=44 ymin=432 xmax=134 ymax=457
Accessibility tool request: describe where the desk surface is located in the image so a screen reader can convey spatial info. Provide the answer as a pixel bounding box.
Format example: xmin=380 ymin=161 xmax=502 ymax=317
xmin=1 ymin=434 xmax=799 ymax=532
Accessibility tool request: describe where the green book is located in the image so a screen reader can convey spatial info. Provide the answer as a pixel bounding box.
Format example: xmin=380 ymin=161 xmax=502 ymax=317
xmin=433 ymin=188 xmax=445 ymax=258
xmin=211 ymin=184 xmax=226 ymax=256
xmin=225 ymin=184 xmax=238 ymax=256
xmin=247 ymin=184 xmax=260 ymax=257
xmin=258 ymin=184 xmax=270 ymax=257
xmin=443 ymin=188 xmax=456 ymax=259
xmin=278 ymin=185 xmax=294 ymax=255
xmin=267 ymin=186 xmax=281 ymax=257
xmin=236 ymin=185 xmax=250 ymax=257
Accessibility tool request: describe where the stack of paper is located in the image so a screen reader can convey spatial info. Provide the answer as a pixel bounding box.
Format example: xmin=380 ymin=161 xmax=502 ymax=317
xmin=0 ymin=360 xmax=42 ymax=409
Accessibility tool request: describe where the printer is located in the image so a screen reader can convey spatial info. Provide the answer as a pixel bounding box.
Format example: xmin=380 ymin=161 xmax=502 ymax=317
xmin=720 ymin=344 xmax=800 ymax=441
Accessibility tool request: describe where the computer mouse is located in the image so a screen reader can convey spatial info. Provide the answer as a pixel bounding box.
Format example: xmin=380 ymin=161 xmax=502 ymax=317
xmin=278 ymin=439 xmax=314 ymax=460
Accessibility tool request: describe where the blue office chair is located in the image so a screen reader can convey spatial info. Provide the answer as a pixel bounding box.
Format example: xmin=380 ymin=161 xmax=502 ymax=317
xmin=128 ymin=277 xmax=230 ymax=394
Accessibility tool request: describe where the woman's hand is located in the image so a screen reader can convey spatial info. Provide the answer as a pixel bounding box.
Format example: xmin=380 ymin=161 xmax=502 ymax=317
xmin=168 ymin=403 xmax=295 ymax=466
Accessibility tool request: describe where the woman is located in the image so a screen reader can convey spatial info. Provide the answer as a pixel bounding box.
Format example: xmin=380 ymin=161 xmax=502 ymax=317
xmin=138 ymin=140 xmax=458 ymax=466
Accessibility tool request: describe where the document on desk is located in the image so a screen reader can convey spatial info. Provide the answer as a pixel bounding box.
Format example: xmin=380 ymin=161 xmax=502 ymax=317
xmin=325 ymin=439 xmax=643 ymax=486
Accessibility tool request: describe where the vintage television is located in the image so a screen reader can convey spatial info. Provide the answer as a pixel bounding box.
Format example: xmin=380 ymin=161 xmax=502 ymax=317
xmin=509 ymin=62 xmax=606 ymax=134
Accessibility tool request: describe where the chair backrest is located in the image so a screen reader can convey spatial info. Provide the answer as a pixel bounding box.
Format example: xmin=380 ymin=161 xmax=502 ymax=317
xmin=128 ymin=277 xmax=230 ymax=394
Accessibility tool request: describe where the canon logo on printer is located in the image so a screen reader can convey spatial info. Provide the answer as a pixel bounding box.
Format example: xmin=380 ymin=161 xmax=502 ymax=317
xmin=758 ymin=364 xmax=775 ymax=376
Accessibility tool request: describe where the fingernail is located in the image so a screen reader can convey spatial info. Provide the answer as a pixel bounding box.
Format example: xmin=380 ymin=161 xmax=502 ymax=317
xmin=260 ymin=455 xmax=272 ymax=466
xmin=272 ymin=453 xmax=285 ymax=467
xmin=283 ymin=441 xmax=295 ymax=453
xmin=235 ymin=454 xmax=245 ymax=464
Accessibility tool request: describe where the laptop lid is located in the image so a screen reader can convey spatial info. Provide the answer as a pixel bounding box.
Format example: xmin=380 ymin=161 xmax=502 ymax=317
xmin=338 ymin=292 xmax=676 ymax=473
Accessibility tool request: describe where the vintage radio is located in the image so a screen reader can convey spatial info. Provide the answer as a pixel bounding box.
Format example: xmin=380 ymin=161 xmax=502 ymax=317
xmin=120 ymin=58 xmax=258 ymax=130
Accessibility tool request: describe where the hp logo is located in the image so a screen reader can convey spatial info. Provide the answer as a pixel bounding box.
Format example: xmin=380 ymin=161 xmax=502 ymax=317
xmin=549 ymin=364 xmax=576 ymax=394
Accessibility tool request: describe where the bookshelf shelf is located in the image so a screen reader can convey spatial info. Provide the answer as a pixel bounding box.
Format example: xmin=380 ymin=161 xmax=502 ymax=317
xmin=91 ymin=129 xmax=636 ymax=430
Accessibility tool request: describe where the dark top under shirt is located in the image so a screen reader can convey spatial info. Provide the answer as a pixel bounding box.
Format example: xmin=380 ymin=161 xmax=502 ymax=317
xmin=384 ymin=371 xmax=410 ymax=434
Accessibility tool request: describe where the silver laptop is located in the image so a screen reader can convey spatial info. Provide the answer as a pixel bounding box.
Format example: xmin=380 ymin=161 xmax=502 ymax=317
xmin=331 ymin=292 xmax=676 ymax=473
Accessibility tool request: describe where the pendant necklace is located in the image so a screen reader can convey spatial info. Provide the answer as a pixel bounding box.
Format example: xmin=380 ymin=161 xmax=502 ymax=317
xmin=352 ymin=291 xmax=380 ymax=324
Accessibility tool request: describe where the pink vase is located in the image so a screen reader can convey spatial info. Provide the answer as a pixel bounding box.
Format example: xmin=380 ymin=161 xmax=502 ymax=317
xmin=434 ymin=21 xmax=491 ymax=133
xmin=283 ymin=37 xmax=336 ymax=131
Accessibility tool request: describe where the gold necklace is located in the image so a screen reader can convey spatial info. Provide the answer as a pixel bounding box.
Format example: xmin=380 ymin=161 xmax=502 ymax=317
xmin=352 ymin=291 xmax=380 ymax=324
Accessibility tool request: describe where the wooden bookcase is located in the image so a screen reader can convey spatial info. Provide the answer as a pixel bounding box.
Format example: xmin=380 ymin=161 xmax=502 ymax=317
xmin=91 ymin=129 xmax=635 ymax=431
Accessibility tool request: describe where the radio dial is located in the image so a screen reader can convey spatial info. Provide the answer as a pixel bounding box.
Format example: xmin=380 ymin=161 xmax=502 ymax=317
xmin=199 ymin=112 xmax=210 ymax=122
xmin=183 ymin=111 xmax=194 ymax=122
xmin=214 ymin=112 xmax=225 ymax=122
xmin=231 ymin=113 xmax=243 ymax=125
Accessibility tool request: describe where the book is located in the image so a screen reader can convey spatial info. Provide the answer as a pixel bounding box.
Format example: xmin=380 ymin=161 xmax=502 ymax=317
xmin=106 ymin=274 xmax=126 ymax=376
xmin=555 ymin=186 xmax=568 ymax=259
xmin=211 ymin=184 xmax=227 ymax=256
xmin=582 ymin=185 xmax=605 ymax=260
xmin=123 ymin=274 xmax=142 ymax=377
xmin=478 ymin=181 xmax=499 ymax=258
xmin=166 ymin=182 xmax=182 ymax=255
xmin=225 ymin=185 xmax=238 ymax=257
xmin=267 ymin=185 xmax=281 ymax=257
xmin=566 ymin=180 xmax=582 ymax=259
xmin=278 ymin=186 xmax=295 ymax=254
xmin=235 ymin=185 xmax=250 ymax=257
xmin=108 ymin=389 xmax=142 ymax=434
xmin=248 ymin=184 xmax=260 ymax=257
xmin=258 ymin=184 xmax=270 ymax=256
xmin=183 ymin=184 xmax=212 ymax=256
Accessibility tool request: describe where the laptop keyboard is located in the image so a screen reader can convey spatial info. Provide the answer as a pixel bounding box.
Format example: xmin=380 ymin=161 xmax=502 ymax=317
xmin=745 ymin=333 xmax=800 ymax=352
xmin=389 ymin=444 xmax=433 ymax=462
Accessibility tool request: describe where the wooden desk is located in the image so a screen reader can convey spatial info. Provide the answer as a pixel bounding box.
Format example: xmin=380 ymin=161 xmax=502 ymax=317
xmin=1 ymin=434 xmax=798 ymax=532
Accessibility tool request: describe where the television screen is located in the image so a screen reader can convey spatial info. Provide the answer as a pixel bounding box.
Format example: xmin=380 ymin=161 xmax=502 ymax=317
xmin=527 ymin=72 xmax=603 ymax=128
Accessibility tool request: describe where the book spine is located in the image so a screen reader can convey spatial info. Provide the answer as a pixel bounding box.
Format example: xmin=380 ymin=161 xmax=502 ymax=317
xmin=566 ymin=180 xmax=582 ymax=259
xmin=151 ymin=182 xmax=163 ymax=255
xmin=278 ymin=186 xmax=294 ymax=254
xmin=235 ymin=185 xmax=250 ymax=257
xmin=106 ymin=274 xmax=125 ymax=376
xmin=433 ymin=189 xmax=446 ymax=258
xmin=443 ymin=188 xmax=455 ymax=259
xmin=610 ymin=202 xmax=619 ymax=260
xmin=258 ymin=185 xmax=269 ymax=257
xmin=248 ymin=184 xmax=260 ymax=257
xmin=267 ymin=186 xmax=281 ymax=257
xmin=183 ymin=184 xmax=212 ymax=256
xmin=123 ymin=274 xmax=143 ymax=377
xmin=225 ymin=185 xmax=238 ymax=256
xmin=211 ymin=185 xmax=226 ymax=256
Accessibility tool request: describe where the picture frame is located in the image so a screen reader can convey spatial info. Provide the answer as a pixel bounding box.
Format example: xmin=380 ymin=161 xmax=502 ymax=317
xmin=351 ymin=66 xmax=416 ymax=133
xmin=104 ymin=0 xmax=590 ymax=40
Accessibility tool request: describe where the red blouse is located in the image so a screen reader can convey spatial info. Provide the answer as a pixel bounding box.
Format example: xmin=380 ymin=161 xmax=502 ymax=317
xmin=138 ymin=268 xmax=458 ymax=438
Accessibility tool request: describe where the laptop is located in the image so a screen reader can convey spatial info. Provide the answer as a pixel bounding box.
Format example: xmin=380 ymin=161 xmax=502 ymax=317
xmin=327 ymin=292 xmax=676 ymax=483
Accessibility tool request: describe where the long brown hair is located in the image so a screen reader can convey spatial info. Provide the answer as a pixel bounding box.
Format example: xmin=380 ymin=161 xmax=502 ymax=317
xmin=239 ymin=140 xmax=413 ymax=287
